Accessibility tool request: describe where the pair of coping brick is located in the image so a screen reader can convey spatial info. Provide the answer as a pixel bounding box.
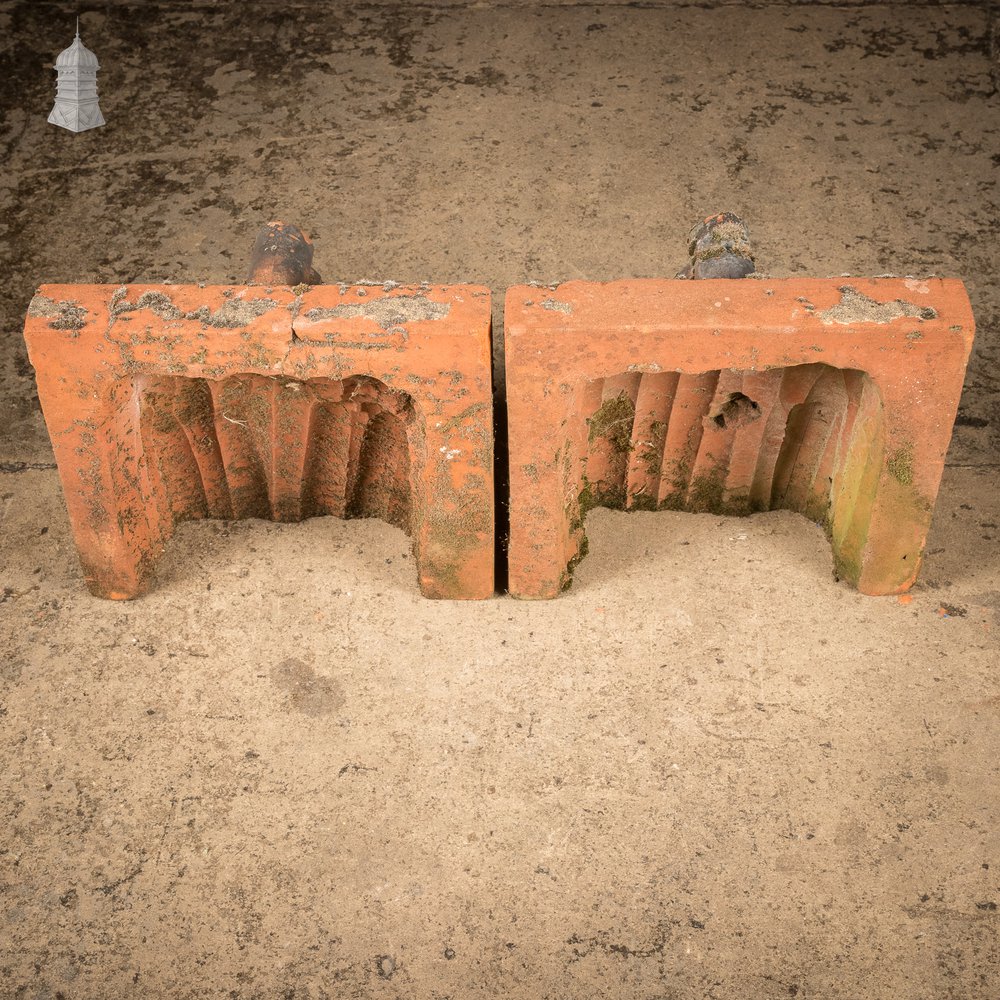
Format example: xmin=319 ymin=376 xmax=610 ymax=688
xmin=24 ymin=277 xmax=973 ymax=601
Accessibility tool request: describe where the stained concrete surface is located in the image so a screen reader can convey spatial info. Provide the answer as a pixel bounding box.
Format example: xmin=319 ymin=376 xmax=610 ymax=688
xmin=1 ymin=1 xmax=998 ymax=997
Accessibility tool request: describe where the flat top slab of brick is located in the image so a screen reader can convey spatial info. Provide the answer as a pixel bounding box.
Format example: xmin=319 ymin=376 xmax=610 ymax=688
xmin=506 ymin=277 xmax=973 ymax=372
xmin=27 ymin=282 xmax=491 ymax=383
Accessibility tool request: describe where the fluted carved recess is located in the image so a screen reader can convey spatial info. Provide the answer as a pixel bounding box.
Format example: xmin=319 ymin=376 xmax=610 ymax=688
xmin=578 ymin=363 xmax=886 ymax=546
xmin=137 ymin=374 xmax=416 ymax=534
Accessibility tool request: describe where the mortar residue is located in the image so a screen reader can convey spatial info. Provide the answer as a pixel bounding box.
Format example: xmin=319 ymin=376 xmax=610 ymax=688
xmin=541 ymin=298 xmax=573 ymax=314
xmin=111 ymin=290 xmax=278 ymax=328
xmin=28 ymin=294 xmax=88 ymax=330
xmin=302 ymin=296 xmax=450 ymax=330
xmin=820 ymin=286 xmax=937 ymax=325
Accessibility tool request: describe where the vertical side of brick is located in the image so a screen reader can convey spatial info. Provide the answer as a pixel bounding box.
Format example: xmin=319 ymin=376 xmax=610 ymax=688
xmin=303 ymin=396 xmax=356 ymax=518
xmin=140 ymin=377 xmax=234 ymax=522
xmin=270 ymin=381 xmax=318 ymax=522
xmin=749 ymin=365 xmax=823 ymax=510
xmin=771 ymin=367 xmax=849 ymax=519
xmin=38 ymin=373 xmax=163 ymax=599
xmin=828 ymin=374 xmax=887 ymax=588
xmin=174 ymin=379 xmax=235 ymax=519
xmin=347 ymin=405 xmax=413 ymax=530
xmin=505 ymin=362 xmax=580 ymax=598
xmin=851 ymin=372 xmax=959 ymax=596
xmin=139 ymin=376 xmax=210 ymax=525
xmin=209 ymin=377 xmax=271 ymax=520
xmin=412 ymin=390 xmax=494 ymax=600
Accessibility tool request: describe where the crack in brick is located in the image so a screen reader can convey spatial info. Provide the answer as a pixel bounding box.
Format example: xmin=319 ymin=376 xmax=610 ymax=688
xmin=94 ymin=857 xmax=146 ymax=896
xmin=566 ymin=921 xmax=678 ymax=963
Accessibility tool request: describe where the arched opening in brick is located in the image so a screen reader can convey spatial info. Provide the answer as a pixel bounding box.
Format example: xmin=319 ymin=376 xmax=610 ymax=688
xmin=137 ymin=373 xmax=416 ymax=538
xmin=575 ymin=364 xmax=886 ymax=566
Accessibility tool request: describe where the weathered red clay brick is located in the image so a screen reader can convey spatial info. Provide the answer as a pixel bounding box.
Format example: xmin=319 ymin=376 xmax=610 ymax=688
xmin=504 ymin=278 xmax=975 ymax=598
xmin=24 ymin=283 xmax=493 ymax=600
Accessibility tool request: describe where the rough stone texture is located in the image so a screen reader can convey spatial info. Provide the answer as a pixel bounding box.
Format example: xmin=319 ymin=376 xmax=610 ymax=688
xmin=2 ymin=3 xmax=999 ymax=999
xmin=23 ymin=283 xmax=494 ymax=600
xmin=247 ymin=220 xmax=322 ymax=286
xmin=505 ymin=277 xmax=974 ymax=598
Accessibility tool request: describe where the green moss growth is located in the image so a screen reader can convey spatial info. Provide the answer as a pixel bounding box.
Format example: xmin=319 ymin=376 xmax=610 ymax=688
xmin=887 ymin=444 xmax=914 ymax=486
xmin=587 ymin=393 xmax=635 ymax=453
xmin=591 ymin=483 xmax=627 ymax=510
xmin=721 ymin=494 xmax=755 ymax=518
xmin=685 ymin=472 xmax=726 ymax=514
xmin=831 ymin=546 xmax=863 ymax=587
xmin=800 ymin=492 xmax=832 ymax=526
xmin=627 ymin=493 xmax=659 ymax=512
xmin=577 ymin=476 xmax=628 ymax=517
xmin=559 ymin=534 xmax=590 ymax=592
xmin=658 ymin=491 xmax=686 ymax=512
xmin=575 ymin=478 xmax=595 ymax=526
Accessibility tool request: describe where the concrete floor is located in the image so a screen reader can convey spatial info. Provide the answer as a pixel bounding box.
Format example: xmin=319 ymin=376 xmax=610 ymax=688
xmin=1 ymin=1 xmax=998 ymax=997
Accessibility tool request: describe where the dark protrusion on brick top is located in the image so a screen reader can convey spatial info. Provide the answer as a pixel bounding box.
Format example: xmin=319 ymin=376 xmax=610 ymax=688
xmin=678 ymin=211 xmax=756 ymax=280
xmin=247 ymin=220 xmax=322 ymax=286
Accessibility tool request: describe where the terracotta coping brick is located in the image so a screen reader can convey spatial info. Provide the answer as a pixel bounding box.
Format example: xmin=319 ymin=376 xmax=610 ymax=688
xmin=24 ymin=283 xmax=494 ymax=600
xmin=504 ymin=277 xmax=975 ymax=598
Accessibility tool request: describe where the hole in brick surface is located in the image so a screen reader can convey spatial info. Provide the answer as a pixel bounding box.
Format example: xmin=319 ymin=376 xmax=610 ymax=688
xmin=711 ymin=392 xmax=760 ymax=431
xmin=576 ymin=364 xmax=886 ymax=583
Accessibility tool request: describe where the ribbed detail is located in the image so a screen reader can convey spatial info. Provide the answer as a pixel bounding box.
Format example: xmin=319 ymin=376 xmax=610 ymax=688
xmin=137 ymin=374 xmax=415 ymax=535
xmin=579 ymin=363 xmax=886 ymax=538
